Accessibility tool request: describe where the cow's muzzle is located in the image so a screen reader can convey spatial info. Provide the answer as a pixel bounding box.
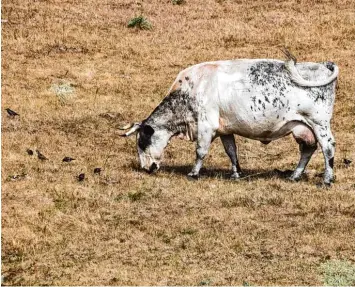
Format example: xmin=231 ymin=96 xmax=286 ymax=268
xmin=148 ymin=162 xmax=158 ymax=174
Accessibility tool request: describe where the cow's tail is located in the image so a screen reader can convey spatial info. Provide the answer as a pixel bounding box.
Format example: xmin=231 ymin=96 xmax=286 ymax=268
xmin=280 ymin=47 xmax=338 ymax=87
xmin=285 ymin=59 xmax=338 ymax=87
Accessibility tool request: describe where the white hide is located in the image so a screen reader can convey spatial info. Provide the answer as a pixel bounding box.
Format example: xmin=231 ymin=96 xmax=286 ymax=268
xmin=170 ymin=59 xmax=336 ymax=142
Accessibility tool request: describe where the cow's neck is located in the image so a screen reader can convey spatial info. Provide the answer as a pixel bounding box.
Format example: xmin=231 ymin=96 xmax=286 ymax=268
xmin=146 ymin=89 xmax=198 ymax=140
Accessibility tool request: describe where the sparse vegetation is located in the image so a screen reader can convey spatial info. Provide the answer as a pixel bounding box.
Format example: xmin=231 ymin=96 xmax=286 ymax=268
xmin=127 ymin=190 xmax=145 ymax=201
xmin=2 ymin=0 xmax=355 ymax=285
xmin=320 ymin=260 xmax=355 ymax=286
xmin=172 ymin=0 xmax=185 ymax=5
xmin=199 ymin=278 xmax=212 ymax=285
xmin=127 ymin=16 xmax=152 ymax=30
xmin=50 ymin=81 xmax=75 ymax=103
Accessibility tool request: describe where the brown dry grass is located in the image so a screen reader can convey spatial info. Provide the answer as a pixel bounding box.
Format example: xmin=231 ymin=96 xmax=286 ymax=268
xmin=1 ymin=0 xmax=355 ymax=285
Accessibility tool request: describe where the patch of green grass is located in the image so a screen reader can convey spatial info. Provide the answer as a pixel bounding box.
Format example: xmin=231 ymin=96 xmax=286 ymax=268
xmin=320 ymin=260 xmax=355 ymax=286
xmin=199 ymin=278 xmax=212 ymax=286
xmin=127 ymin=16 xmax=152 ymax=30
xmin=127 ymin=190 xmax=145 ymax=202
xmin=180 ymin=227 xmax=197 ymax=236
xmin=172 ymin=0 xmax=185 ymax=5
xmin=53 ymin=197 xmax=69 ymax=211
xmin=114 ymin=194 xmax=124 ymax=201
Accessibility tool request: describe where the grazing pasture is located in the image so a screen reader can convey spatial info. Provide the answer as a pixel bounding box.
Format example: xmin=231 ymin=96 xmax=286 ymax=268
xmin=1 ymin=0 xmax=355 ymax=285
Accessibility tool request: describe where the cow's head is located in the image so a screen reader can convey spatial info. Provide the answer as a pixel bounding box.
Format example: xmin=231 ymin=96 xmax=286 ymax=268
xmin=120 ymin=122 xmax=171 ymax=173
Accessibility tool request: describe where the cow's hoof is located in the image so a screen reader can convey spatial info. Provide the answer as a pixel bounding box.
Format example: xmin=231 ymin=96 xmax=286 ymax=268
xmin=287 ymin=175 xmax=301 ymax=182
xmin=187 ymin=173 xmax=199 ymax=180
xmin=316 ymin=182 xmax=332 ymax=189
xmin=324 ymin=180 xmax=333 ymax=187
xmin=280 ymin=169 xmax=294 ymax=178
xmin=322 ymin=176 xmax=334 ymax=187
xmin=230 ymin=173 xmax=241 ymax=180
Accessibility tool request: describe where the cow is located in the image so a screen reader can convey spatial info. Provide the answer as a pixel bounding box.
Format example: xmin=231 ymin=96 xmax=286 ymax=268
xmin=120 ymin=51 xmax=338 ymax=185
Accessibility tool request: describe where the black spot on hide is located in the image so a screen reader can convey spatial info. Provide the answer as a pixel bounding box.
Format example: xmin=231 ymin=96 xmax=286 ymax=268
xmin=329 ymin=157 xmax=334 ymax=169
xmin=248 ymin=61 xmax=336 ymax=108
xmin=138 ymin=124 xmax=154 ymax=151
xmin=326 ymin=148 xmax=333 ymax=158
xmin=145 ymin=89 xmax=198 ymax=137
xmin=308 ymin=84 xmax=334 ymax=103
xmin=249 ymin=62 xmax=293 ymax=100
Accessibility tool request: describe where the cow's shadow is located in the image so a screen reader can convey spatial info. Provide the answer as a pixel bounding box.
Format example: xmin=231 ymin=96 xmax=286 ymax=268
xmin=159 ymin=165 xmax=295 ymax=181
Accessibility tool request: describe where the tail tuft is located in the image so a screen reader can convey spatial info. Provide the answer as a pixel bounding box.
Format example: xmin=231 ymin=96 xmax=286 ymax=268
xmin=323 ymin=61 xmax=336 ymax=72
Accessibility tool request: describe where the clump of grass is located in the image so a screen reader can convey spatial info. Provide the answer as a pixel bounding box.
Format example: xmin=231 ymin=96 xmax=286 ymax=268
xmin=199 ymin=278 xmax=212 ymax=286
xmin=127 ymin=16 xmax=152 ymax=30
xmin=172 ymin=0 xmax=185 ymax=4
xmin=127 ymin=190 xmax=145 ymax=202
xmin=320 ymin=260 xmax=355 ymax=286
xmin=180 ymin=227 xmax=197 ymax=236
xmin=50 ymin=80 xmax=75 ymax=103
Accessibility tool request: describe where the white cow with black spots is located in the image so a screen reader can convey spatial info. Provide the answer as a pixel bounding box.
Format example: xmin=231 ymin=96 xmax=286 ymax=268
xmin=121 ymin=52 xmax=338 ymax=185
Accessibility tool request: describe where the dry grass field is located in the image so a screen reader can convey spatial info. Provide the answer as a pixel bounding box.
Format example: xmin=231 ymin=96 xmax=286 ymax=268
xmin=1 ymin=0 xmax=355 ymax=285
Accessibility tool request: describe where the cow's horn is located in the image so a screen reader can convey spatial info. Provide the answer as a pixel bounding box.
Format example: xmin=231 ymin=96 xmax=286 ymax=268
xmin=119 ymin=122 xmax=141 ymax=137
xmin=118 ymin=123 xmax=135 ymax=130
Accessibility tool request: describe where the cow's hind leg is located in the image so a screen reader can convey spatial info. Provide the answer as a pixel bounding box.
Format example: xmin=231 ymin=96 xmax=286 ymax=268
xmin=290 ymin=124 xmax=317 ymax=181
xmin=312 ymin=123 xmax=336 ymax=185
xmin=188 ymin=128 xmax=213 ymax=179
xmin=220 ymin=135 xmax=242 ymax=179
xmin=290 ymin=143 xmax=317 ymax=181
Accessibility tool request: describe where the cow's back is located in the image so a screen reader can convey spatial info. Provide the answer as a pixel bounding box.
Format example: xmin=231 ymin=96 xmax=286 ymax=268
xmin=165 ymin=59 xmax=337 ymax=140
xmin=191 ymin=59 xmax=337 ymax=140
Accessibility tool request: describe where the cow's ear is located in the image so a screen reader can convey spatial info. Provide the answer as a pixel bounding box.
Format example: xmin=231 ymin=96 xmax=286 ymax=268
xmin=143 ymin=125 xmax=155 ymax=136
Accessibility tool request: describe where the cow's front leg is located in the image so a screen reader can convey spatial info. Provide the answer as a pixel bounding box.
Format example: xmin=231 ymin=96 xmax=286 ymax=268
xmin=188 ymin=129 xmax=213 ymax=179
xmin=220 ymin=134 xmax=242 ymax=179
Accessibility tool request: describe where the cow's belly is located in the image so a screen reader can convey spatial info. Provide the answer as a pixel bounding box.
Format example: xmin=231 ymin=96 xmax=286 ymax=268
xmin=236 ymin=121 xmax=298 ymax=141
xmin=218 ymin=115 xmax=308 ymax=141
xmin=216 ymin=86 xmax=314 ymax=141
xmin=214 ymin=71 xmax=318 ymax=141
